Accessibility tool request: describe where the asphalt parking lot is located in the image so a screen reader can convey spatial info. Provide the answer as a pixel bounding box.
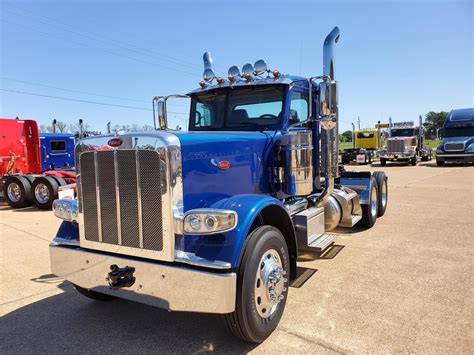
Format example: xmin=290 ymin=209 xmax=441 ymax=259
xmin=1 ymin=162 xmax=473 ymax=353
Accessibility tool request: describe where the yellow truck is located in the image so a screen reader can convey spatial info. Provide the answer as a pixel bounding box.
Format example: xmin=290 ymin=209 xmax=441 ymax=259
xmin=340 ymin=123 xmax=388 ymax=164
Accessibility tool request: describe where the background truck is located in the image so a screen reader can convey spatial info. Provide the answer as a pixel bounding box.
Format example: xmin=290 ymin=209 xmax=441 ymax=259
xmin=379 ymin=117 xmax=432 ymax=166
xmin=340 ymin=122 xmax=387 ymax=164
xmin=435 ymin=108 xmax=474 ymax=165
xmin=49 ymin=27 xmax=389 ymax=343
xmin=1 ymin=118 xmax=76 ymax=209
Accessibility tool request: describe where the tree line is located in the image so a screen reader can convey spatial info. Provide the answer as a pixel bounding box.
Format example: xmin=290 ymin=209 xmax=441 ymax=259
xmin=38 ymin=121 xmax=155 ymax=134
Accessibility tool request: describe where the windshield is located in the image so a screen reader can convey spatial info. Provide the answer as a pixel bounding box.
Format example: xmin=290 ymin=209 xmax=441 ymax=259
xmin=357 ymin=132 xmax=375 ymax=139
xmin=189 ymin=85 xmax=285 ymax=131
xmin=391 ymin=129 xmax=415 ymax=137
xmin=444 ymin=127 xmax=474 ymax=137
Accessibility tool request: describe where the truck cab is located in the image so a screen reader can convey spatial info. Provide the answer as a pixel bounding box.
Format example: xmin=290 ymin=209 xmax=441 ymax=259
xmin=380 ymin=119 xmax=432 ymax=166
xmin=436 ymin=108 xmax=474 ymax=165
xmin=39 ymin=133 xmax=75 ymax=171
xmin=49 ymin=27 xmax=389 ymax=343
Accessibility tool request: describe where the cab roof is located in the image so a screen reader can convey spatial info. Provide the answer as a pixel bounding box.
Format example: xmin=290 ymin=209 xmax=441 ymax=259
xmin=187 ymin=74 xmax=309 ymax=95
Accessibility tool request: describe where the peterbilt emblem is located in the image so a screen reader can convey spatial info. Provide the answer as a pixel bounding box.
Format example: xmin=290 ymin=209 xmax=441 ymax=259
xmin=107 ymin=264 xmax=136 ymax=290
xmin=108 ymin=138 xmax=123 ymax=147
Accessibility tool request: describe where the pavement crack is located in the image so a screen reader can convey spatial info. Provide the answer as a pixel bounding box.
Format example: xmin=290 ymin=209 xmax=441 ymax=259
xmin=278 ymin=327 xmax=348 ymax=354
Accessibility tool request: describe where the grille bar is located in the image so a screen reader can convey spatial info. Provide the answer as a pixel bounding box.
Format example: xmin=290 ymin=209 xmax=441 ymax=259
xmin=80 ymin=149 xmax=164 ymax=252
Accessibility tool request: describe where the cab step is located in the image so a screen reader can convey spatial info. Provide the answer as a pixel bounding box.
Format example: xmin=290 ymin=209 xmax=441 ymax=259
xmin=307 ymin=233 xmax=336 ymax=252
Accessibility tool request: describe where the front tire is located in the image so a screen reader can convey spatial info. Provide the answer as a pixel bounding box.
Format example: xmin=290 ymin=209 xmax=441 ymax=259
xmin=410 ymin=156 xmax=417 ymax=166
xmin=380 ymin=158 xmax=387 ymax=166
xmin=223 ymin=226 xmax=289 ymax=343
xmin=436 ymin=158 xmax=445 ymax=166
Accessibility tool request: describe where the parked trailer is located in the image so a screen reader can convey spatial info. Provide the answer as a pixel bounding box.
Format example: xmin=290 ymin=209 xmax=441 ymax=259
xmin=50 ymin=27 xmax=389 ymax=343
xmin=1 ymin=118 xmax=76 ymax=209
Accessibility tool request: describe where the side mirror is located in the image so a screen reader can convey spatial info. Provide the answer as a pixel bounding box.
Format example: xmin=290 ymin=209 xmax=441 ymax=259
xmin=319 ymin=79 xmax=337 ymax=119
xmin=156 ymin=100 xmax=167 ymax=130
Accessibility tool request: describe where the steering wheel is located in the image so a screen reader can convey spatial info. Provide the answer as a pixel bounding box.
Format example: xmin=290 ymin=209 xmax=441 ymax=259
xmin=258 ymin=114 xmax=278 ymax=119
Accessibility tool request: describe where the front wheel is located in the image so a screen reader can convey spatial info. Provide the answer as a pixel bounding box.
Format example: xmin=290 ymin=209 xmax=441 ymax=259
xmin=380 ymin=158 xmax=387 ymax=166
xmin=410 ymin=156 xmax=417 ymax=166
xmin=373 ymin=172 xmax=388 ymax=217
xmin=223 ymin=226 xmax=289 ymax=343
xmin=436 ymin=158 xmax=445 ymax=166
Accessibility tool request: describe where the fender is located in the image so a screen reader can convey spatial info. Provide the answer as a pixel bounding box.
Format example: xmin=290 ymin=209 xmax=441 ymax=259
xmin=183 ymin=194 xmax=296 ymax=269
xmin=339 ymin=171 xmax=373 ymax=204
xmin=53 ymin=220 xmax=79 ymax=245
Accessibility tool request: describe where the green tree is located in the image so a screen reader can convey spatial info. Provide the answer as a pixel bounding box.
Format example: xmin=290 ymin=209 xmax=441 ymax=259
xmin=342 ymin=130 xmax=353 ymax=142
xmin=423 ymin=111 xmax=448 ymax=138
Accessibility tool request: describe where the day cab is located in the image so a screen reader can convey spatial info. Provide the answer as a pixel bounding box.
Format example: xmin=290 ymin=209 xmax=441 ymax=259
xmin=436 ymin=108 xmax=474 ymax=165
xmin=49 ymin=27 xmax=389 ymax=343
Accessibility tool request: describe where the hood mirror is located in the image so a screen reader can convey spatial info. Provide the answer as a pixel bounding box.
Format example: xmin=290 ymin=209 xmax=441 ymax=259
xmin=319 ymin=79 xmax=337 ymax=121
xmin=253 ymin=59 xmax=267 ymax=75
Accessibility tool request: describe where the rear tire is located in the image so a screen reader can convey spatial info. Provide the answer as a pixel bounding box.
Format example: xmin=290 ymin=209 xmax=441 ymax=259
xmin=74 ymin=284 xmax=116 ymax=301
xmin=360 ymin=177 xmax=378 ymax=228
xmin=31 ymin=176 xmax=59 ymax=209
xmin=380 ymin=158 xmax=387 ymax=166
xmin=3 ymin=176 xmax=33 ymax=208
xmin=223 ymin=226 xmax=289 ymax=343
xmin=373 ymin=172 xmax=388 ymax=217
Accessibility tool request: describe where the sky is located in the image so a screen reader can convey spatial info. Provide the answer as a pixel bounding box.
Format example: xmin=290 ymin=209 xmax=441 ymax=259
xmin=1 ymin=0 xmax=473 ymax=133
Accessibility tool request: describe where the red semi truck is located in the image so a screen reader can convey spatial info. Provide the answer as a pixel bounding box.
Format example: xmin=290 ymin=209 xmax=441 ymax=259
xmin=1 ymin=118 xmax=76 ymax=209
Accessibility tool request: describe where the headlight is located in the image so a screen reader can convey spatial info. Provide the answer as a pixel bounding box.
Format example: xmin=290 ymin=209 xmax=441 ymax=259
xmin=436 ymin=144 xmax=444 ymax=153
xmin=53 ymin=199 xmax=78 ymax=222
xmin=465 ymin=143 xmax=474 ymax=152
xmin=183 ymin=209 xmax=237 ymax=235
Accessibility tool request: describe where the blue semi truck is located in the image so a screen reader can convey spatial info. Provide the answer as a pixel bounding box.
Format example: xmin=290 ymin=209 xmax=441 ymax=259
xmin=49 ymin=27 xmax=389 ymax=342
xmin=436 ymin=108 xmax=474 ymax=165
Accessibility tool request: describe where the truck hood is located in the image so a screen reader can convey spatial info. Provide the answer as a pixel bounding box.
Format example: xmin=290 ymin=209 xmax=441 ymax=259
xmin=173 ymin=131 xmax=278 ymax=210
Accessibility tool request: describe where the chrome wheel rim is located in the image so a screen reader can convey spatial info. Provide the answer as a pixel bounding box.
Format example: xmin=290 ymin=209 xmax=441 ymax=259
xmin=34 ymin=183 xmax=50 ymax=204
xmin=254 ymin=248 xmax=287 ymax=319
xmin=380 ymin=180 xmax=388 ymax=209
xmin=7 ymin=183 xmax=22 ymax=202
xmin=370 ymin=185 xmax=378 ymax=217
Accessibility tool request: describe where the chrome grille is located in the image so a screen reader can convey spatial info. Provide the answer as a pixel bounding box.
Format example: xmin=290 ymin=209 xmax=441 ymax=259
xmin=387 ymin=139 xmax=405 ymax=153
xmin=79 ymin=149 xmax=163 ymax=252
xmin=444 ymin=143 xmax=464 ymax=152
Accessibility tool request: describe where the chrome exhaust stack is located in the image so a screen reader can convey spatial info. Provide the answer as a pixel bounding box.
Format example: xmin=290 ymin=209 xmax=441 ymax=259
xmin=316 ymin=26 xmax=340 ymax=207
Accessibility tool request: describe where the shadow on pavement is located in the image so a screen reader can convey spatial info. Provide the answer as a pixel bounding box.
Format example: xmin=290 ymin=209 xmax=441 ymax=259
xmin=0 ymin=282 xmax=257 ymax=354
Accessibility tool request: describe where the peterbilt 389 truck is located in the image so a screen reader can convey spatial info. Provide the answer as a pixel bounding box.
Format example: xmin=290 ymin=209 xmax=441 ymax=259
xmin=49 ymin=27 xmax=389 ymax=343
xmin=379 ymin=117 xmax=432 ymax=166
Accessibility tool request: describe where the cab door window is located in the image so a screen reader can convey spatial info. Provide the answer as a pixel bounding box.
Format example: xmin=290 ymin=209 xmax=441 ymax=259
xmin=289 ymin=90 xmax=309 ymax=125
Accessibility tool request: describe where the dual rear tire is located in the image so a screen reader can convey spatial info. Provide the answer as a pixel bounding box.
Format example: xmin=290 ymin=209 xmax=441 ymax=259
xmin=3 ymin=175 xmax=65 ymax=209
xmin=360 ymin=172 xmax=388 ymax=228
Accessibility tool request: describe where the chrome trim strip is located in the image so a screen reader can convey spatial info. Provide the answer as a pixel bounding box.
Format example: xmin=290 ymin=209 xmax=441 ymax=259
xmin=135 ymin=149 xmax=144 ymax=248
xmin=114 ymin=150 xmax=122 ymax=245
xmin=437 ymin=153 xmax=473 ymax=157
xmin=50 ymin=244 xmax=236 ymax=313
xmin=93 ymin=151 xmax=102 ymax=242
xmin=175 ymin=251 xmax=232 ymax=269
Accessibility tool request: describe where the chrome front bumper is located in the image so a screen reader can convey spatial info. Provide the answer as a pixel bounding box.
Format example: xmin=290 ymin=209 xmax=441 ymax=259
xmin=50 ymin=244 xmax=236 ymax=314
xmin=380 ymin=153 xmax=414 ymax=159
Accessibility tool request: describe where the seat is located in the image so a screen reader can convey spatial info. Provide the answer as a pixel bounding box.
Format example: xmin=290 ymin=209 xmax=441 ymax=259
xmin=229 ymin=109 xmax=249 ymax=123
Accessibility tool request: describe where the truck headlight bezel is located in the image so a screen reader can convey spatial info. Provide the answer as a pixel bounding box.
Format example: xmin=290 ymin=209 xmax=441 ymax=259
xmin=183 ymin=209 xmax=238 ymax=235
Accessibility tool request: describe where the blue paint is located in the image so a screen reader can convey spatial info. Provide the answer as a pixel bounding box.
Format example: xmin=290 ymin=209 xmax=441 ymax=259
xmin=39 ymin=133 xmax=75 ymax=171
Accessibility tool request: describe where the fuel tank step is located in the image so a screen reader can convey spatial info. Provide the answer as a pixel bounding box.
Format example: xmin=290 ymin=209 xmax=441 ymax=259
xmin=307 ymin=233 xmax=336 ymax=252
xmin=350 ymin=214 xmax=362 ymax=226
